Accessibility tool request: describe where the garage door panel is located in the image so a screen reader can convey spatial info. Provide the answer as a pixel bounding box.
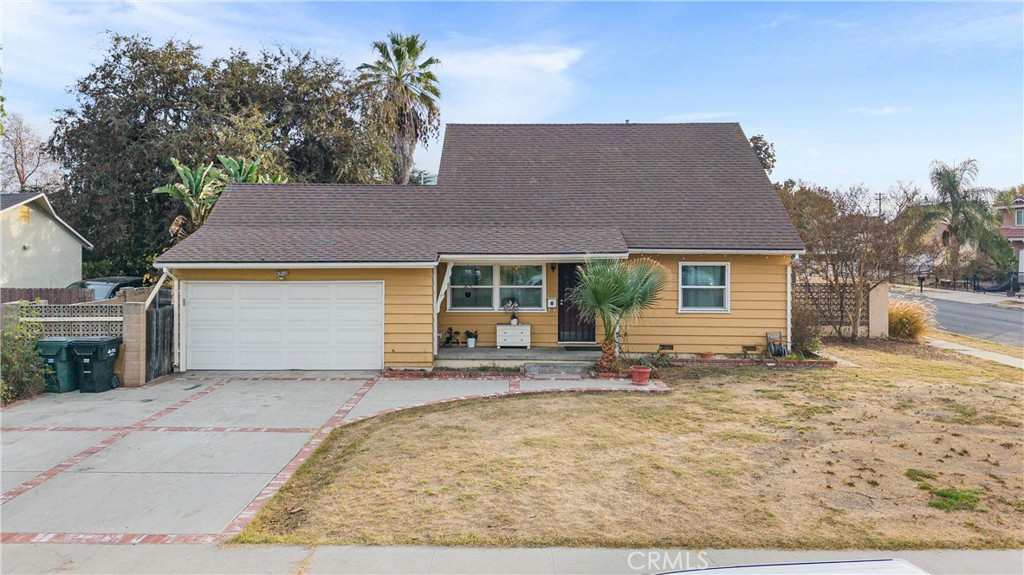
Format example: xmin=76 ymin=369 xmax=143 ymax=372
xmin=186 ymin=281 xmax=384 ymax=371
xmin=239 ymin=329 xmax=283 ymax=344
xmin=237 ymin=284 xmax=285 ymax=299
xmin=190 ymin=284 xmax=236 ymax=300
xmin=190 ymin=306 xmax=237 ymax=323
xmin=239 ymin=306 xmax=283 ymax=322
xmin=286 ymin=284 xmax=335 ymax=300
xmin=287 ymin=327 xmax=332 ymax=343
xmin=237 ymin=350 xmax=286 ymax=370
xmin=191 ymin=349 xmax=236 ymax=367
xmin=190 ymin=328 xmax=236 ymax=344
xmin=288 ymin=306 xmax=335 ymax=322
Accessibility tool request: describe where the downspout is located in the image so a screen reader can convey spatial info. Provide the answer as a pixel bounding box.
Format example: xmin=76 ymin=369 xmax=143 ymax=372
xmin=432 ymin=266 xmax=438 ymax=356
xmin=143 ymin=269 xmax=170 ymax=310
xmin=786 ymin=261 xmax=793 ymax=351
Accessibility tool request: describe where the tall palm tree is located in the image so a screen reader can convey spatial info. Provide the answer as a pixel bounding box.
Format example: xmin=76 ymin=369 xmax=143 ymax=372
xmin=153 ymin=158 xmax=223 ymax=243
xmin=568 ymin=258 xmax=668 ymax=374
xmin=357 ymin=32 xmax=441 ymax=185
xmin=930 ymin=159 xmax=1000 ymax=274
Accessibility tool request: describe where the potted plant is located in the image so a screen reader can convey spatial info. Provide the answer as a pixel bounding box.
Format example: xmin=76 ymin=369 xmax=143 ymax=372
xmin=698 ymin=351 xmax=715 ymax=359
xmin=630 ymin=357 xmax=653 ymax=386
xmin=464 ymin=330 xmax=478 ymax=348
xmin=443 ymin=327 xmax=462 ymax=348
xmin=502 ymin=300 xmax=520 ymax=325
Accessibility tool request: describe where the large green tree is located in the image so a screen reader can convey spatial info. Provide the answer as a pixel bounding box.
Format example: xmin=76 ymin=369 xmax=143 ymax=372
xmin=47 ymin=34 xmax=396 ymax=276
xmin=929 ymin=159 xmax=1003 ymax=274
xmin=357 ymin=32 xmax=441 ymax=185
xmin=749 ymin=134 xmax=776 ymax=174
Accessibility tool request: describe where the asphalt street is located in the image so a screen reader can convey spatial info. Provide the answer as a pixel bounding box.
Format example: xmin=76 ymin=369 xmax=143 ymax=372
xmin=895 ymin=293 xmax=1024 ymax=347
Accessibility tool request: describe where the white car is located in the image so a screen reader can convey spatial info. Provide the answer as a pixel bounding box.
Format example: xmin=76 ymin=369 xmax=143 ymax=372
xmin=661 ymin=558 xmax=929 ymax=574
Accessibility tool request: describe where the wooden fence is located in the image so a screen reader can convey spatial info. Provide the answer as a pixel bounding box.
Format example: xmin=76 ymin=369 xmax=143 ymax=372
xmin=0 ymin=288 xmax=93 ymax=305
xmin=146 ymin=306 xmax=174 ymax=382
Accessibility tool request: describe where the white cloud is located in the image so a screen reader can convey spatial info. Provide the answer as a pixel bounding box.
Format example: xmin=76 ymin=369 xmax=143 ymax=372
xmin=435 ymin=44 xmax=583 ymax=122
xmin=849 ymin=106 xmax=909 ymax=116
xmin=659 ymin=111 xmax=739 ymax=122
xmin=414 ymin=43 xmax=584 ymax=173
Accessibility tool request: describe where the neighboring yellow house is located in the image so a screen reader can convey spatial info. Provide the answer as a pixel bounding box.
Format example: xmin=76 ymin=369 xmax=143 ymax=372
xmin=156 ymin=123 xmax=804 ymax=371
xmin=1 ymin=192 xmax=92 ymax=288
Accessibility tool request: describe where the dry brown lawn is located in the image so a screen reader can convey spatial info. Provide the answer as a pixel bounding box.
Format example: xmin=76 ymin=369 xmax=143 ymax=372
xmin=237 ymin=340 xmax=1024 ymax=549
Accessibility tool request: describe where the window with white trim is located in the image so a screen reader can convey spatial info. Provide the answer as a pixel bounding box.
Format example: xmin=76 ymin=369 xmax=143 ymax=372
xmin=678 ymin=262 xmax=730 ymax=313
xmin=449 ymin=264 xmax=545 ymax=311
xmin=1016 ymin=209 xmax=1023 ymax=226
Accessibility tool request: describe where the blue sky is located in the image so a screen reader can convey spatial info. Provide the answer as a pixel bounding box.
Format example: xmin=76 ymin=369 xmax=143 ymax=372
xmin=3 ymin=1 xmax=1021 ymax=191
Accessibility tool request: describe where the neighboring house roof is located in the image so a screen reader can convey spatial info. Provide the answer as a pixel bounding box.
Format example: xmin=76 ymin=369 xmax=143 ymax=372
xmin=1000 ymin=227 xmax=1024 ymax=241
xmin=157 ymin=123 xmax=803 ymax=266
xmin=0 ymin=192 xmax=93 ymax=249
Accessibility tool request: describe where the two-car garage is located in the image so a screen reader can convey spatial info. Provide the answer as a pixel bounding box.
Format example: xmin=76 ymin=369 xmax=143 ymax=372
xmin=182 ymin=281 xmax=385 ymax=371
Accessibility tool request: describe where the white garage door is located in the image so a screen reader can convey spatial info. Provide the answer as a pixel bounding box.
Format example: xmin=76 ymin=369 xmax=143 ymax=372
xmin=184 ymin=281 xmax=384 ymax=370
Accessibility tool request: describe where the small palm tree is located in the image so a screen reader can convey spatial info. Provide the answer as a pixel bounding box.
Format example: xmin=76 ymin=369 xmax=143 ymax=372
xmin=568 ymin=258 xmax=668 ymax=374
xmin=357 ymin=32 xmax=441 ymax=185
xmin=930 ymin=159 xmax=1000 ymax=274
xmin=153 ymin=158 xmax=224 ymax=243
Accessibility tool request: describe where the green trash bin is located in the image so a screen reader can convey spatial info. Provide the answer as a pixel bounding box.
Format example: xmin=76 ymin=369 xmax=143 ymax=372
xmin=70 ymin=336 xmax=122 ymax=393
xmin=36 ymin=337 xmax=79 ymax=393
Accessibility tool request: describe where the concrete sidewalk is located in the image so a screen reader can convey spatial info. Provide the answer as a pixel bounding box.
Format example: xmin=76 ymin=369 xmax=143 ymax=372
xmin=2 ymin=544 xmax=1021 ymax=574
xmin=928 ymin=338 xmax=1024 ymax=369
xmin=892 ymin=284 xmax=1023 ymax=308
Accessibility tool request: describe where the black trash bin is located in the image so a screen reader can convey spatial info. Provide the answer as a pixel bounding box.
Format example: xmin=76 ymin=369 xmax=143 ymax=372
xmin=70 ymin=336 xmax=122 ymax=393
xmin=36 ymin=337 xmax=79 ymax=393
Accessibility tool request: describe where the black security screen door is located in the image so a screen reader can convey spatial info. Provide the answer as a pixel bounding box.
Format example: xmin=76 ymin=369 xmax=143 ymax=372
xmin=557 ymin=263 xmax=596 ymax=343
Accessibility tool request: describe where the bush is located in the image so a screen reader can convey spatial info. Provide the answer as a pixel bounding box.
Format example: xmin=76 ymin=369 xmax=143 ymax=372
xmin=790 ymin=302 xmax=823 ymax=355
xmin=888 ymin=299 xmax=935 ymax=341
xmin=1 ymin=311 xmax=49 ymax=405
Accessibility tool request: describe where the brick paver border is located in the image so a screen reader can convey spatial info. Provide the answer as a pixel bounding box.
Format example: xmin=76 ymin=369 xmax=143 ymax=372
xmin=2 ymin=375 xmax=669 ymax=544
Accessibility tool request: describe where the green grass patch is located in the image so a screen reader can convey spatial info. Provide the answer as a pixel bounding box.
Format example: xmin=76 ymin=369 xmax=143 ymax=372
xmin=929 ymin=488 xmax=981 ymax=512
xmin=905 ymin=468 xmax=938 ymax=483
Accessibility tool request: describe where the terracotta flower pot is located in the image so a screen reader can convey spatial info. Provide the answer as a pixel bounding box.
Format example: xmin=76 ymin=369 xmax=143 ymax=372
xmin=698 ymin=352 xmax=715 ymax=359
xmin=630 ymin=365 xmax=652 ymax=385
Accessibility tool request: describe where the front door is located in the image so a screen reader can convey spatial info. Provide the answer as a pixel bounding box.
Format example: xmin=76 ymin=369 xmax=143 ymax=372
xmin=558 ymin=263 xmax=596 ymax=343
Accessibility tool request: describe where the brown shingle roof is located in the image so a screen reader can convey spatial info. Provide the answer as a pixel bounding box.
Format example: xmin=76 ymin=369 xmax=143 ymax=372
xmin=157 ymin=123 xmax=802 ymax=265
xmin=1 ymin=192 xmax=43 ymax=211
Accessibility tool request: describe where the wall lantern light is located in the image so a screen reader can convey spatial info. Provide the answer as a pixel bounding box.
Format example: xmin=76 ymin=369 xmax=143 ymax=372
xmin=275 ymin=270 xmax=289 ymax=280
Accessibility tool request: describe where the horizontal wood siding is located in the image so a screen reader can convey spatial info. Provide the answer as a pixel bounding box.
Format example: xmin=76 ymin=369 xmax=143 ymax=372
xmin=437 ymin=263 xmax=578 ymax=347
xmin=623 ymin=254 xmax=790 ymax=354
xmin=172 ymin=268 xmax=434 ymax=367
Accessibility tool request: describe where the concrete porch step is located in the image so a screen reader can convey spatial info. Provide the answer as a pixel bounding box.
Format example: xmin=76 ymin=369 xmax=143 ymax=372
xmin=524 ymin=363 xmax=591 ymax=379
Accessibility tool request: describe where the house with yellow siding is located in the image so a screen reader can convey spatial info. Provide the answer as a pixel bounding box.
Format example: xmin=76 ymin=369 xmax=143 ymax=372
xmin=155 ymin=123 xmax=804 ymax=371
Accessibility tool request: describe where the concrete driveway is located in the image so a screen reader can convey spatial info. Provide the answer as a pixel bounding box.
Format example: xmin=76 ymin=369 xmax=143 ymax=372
xmin=1 ymin=371 xmax=661 ymax=544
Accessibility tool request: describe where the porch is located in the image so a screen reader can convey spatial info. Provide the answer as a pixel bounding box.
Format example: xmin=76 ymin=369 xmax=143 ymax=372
xmin=434 ymin=345 xmax=601 ymax=368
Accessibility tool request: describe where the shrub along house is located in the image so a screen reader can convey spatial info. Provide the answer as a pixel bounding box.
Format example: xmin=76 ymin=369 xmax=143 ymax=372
xmin=155 ymin=123 xmax=804 ymax=371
